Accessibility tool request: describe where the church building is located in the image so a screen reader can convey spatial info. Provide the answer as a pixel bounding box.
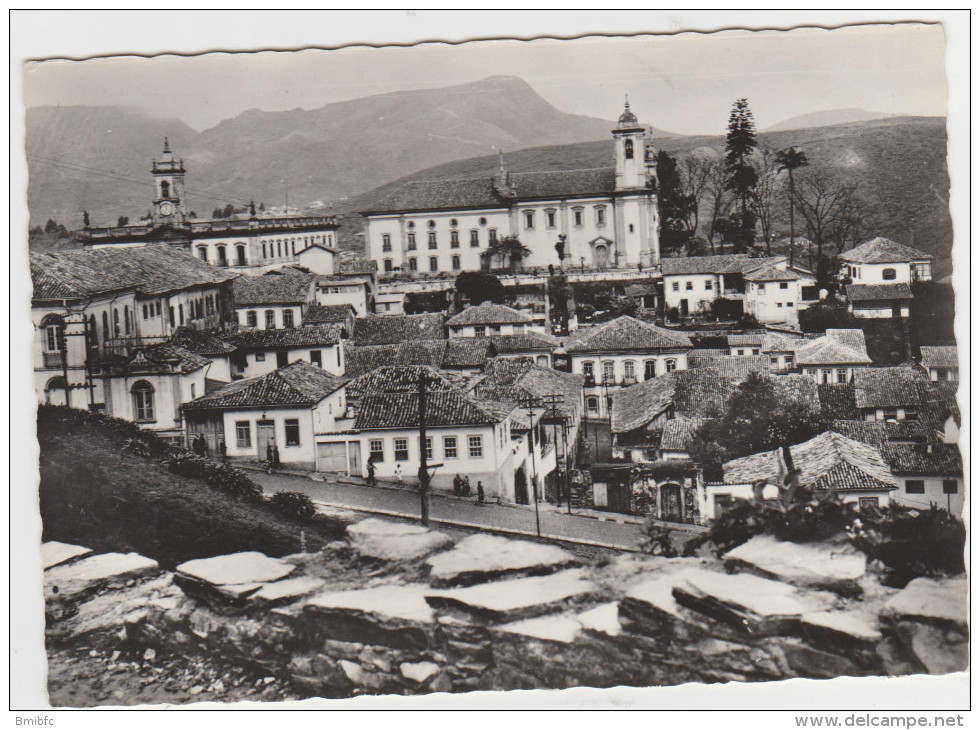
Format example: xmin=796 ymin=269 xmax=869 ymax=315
xmin=361 ymin=101 xmax=661 ymax=276
xmin=81 ymin=139 xmax=341 ymax=277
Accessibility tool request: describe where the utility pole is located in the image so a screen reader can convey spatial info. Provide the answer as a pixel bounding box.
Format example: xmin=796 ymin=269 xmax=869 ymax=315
xmin=518 ymin=395 xmax=545 ymax=537
xmin=415 ymin=370 xmax=443 ymax=526
xmin=540 ymin=393 xmax=565 ymax=506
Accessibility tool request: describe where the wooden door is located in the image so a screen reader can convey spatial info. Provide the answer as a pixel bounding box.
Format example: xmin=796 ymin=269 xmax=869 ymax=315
xmin=256 ymin=420 xmax=276 ymax=460
xmin=607 ymin=478 xmax=632 ymax=514
xmin=680 ymin=299 xmax=689 ymax=317
xmin=347 ymin=442 xmax=361 ymax=476
xmin=660 ymin=483 xmax=683 ymax=522
xmin=316 ymin=442 xmax=347 ymax=472
xmin=276 ymin=351 xmax=289 ymax=369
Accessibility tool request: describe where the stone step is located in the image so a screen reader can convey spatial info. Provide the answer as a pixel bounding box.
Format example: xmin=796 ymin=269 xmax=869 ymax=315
xmin=45 ymin=552 xmax=160 ymax=606
xmin=304 ymin=584 xmax=435 ymax=650
xmin=346 ymin=518 xmax=454 ymax=561
xmin=41 ymin=541 xmax=92 ymax=570
xmin=425 ymin=533 xmax=580 ymax=587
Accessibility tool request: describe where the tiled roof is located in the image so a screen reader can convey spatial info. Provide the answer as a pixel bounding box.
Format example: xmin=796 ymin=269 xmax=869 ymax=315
xmin=344 ymin=365 xmax=462 ymax=404
xmin=723 ymin=431 xmax=898 ymax=492
xmin=355 ymin=389 xmax=511 ymax=429
xmin=223 ymin=323 xmax=346 ymax=349
xmin=232 ymin=268 xmax=316 ymax=305
xmin=772 ymin=375 xmax=821 ymax=411
xmin=846 ymin=283 xmax=914 ymax=302
xmin=103 ymin=343 xmax=210 ymax=375
xmin=818 ymin=384 xmax=860 ymax=420
xmin=660 ymin=417 xmax=710 ymax=452
xmin=762 ymin=331 xmax=808 ymax=353
xmin=344 ymin=339 xmax=494 ymax=376
xmin=168 ymin=326 xmax=237 ymax=356
xmin=919 ymin=346 xmax=958 ymax=369
xmin=473 ymin=358 xmax=584 ymax=420
xmin=830 ymin=419 xmax=931 ymax=449
xmin=303 ymin=304 xmax=355 ymax=325
xmin=688 ymin=347 xmax=730 ymax=358
xmin=337 ymin=258 xmax=378 ymax=275
xmin=841 ymin=237 xmax=933 ymax=264
xmin=727 ymin=333 xmax=766 ymax=347
xmin=441 ymin=339 xmax=496 ymax=367
xmin=565 ymin=316 xmax=692 ymax=353
xmin=853 ymin=367 xmax=927 ymax=409
xmin=509 ymin=168 xmax=618 ymax=200
xmin=487 ymin=332 xmax=559 ymax=353
xmin=624 ymin=283 xmax=658 ymax=297
xmin=610 ymin=374 xmax=678 ymax=433
xmin=744 ymin=264 xmax=800 ymax=282
xmin=446 ymin=302 xmax=532 ymax=326
xmin=182 ymin=360 xmax=347 ymax=410
xmin=672 ymin=369 xmax=739 ymax=419
xmin=351 ymin=313 xmax=446 ymax=346
xmin=880 ymin=443 xmax=963 ymax=477
xmin=660 ymin=254 xmax=783 ymax=276
xmin=918 ymin=380 xmax=960 ymax=429
xmin=31 ymin=243 xmax=237 ymax=300
xmin=796 ymin=329 xmax=872 ymax=366
xmin=688 ymin=355 xmax=772 ymax=378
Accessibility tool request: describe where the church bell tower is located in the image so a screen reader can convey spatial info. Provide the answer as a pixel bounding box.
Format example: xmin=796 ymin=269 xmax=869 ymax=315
xmin=151 ymin=137 xmax=187 ymax=226
xmin=612 ymin=98 xmax=649 ymax=191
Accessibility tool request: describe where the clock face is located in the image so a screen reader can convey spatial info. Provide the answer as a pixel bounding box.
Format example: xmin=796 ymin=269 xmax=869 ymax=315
xmin=160 ymin=202 xmax=174 ymax=216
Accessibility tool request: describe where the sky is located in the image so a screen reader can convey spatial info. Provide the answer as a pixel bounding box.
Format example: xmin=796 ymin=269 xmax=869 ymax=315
xmin=23 ymin=22 xmax=947 ymax=136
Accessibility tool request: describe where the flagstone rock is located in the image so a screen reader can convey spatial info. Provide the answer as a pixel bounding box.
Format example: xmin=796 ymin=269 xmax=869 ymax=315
xmin=400 ymin=661 xmax=440 ymax=684
xmin=881 ymin=576 xmax=967 ymax=630
xmin=248 ymin=577 xmax=326 ymax=607
xmin=426 ymin=569 xmax=597 ymax=623
xmin=304 ymin=584 xmax=435 ymax=650
xmin=346 ymin=518 xmax=453 ymax=561
xmin=802 ymin=610 xmax=882 ymax=647
xmin=724 ymin=534 xmax=867 ymax=595
xmin=576 ymin=602 xmax=621 ymax=637
xmin=176 ymin=552 xmax=295 ymax=586
xmin=672 ymin=569 xmax=835 ymax=636
xmin=425 ymin=534 xmax=579 ymax=587
xmin=41 ymin=542 xmax=92 ymax=570
xmin=45 ymin=552 xmax=160 ymax=604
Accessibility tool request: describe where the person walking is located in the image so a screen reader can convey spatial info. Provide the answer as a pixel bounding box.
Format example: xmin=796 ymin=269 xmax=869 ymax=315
xmin=453 ymin=474 xmax=462 ymax=497
xmin=461 ymin=475 xmax=471 ymax=497
xmin=192 ymin=434 xmax=203 ymax=456
xmin=266 ymin=440 xmax=275 ymax=471
xmin=272 ymin=444 xmax=281 ymax=471
xmin=201 ymin=436 xmax=209 ymax=458
xmin=394 ymin=462 xmax=403 ymax=483
xmin=218 ymin=438 xmax=227 ymax=463
xmin=477 ymin=481 xmax=485 ymax=504
xmin=366 ymin=458 xmax=376 ymax=486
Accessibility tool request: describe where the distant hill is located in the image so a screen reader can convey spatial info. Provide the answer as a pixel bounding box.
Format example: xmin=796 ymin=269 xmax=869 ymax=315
xmin=766 ymin=108 xmax=904 ymax=132
xmin=27 ymin=76 xmax=656 ymax=230
xmin=333 ymin=116 xmax=952 ymax=276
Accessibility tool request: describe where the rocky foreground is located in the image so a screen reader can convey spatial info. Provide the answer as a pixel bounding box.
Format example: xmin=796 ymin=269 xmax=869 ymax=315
xmin=43 ymin=518 xmax=968 ymax=706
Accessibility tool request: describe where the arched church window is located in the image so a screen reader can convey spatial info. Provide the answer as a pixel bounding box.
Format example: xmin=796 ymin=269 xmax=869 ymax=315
xmin=160 ymin=181 xmax=170 ymax=198
xmin=625 ymin=140 xmax=634 ymax=160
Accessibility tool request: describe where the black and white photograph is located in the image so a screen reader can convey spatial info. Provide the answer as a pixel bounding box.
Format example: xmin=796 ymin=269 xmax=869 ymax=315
xmin=11 ymin=10 xmax=969 ymax=715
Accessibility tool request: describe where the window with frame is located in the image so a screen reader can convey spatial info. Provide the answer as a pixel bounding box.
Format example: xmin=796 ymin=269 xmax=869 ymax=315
xmin=235 ymin=421 xmax=251 ymax=448
xmin=407 ymin=233 xmax=416 ymax=251
xmin=623 ymin=360 xmax=636 ymax=381
xmin=369 ymin=439 xmax=384 ymax=462
xmin=582 ymin=361 xmax=595 ymax=382
xmin=310 ymin=350 xmax=322 ymax=367
xmin=644 ymin=360 xmax=656 ymax=379
xmin=821 ymin=369 xmax=832 ymax=384
xmin=671 ymin=282 xmax=679 ymax=292
xmin=837 ymin=368 xmax=848 ymax=384
xmin=758 ymin=283 xmax=766 ymax=293
xmin=777 ymin=303 xmax=783 ymax=308
xmin=246 ymin=311 xmax=257 ymax=328
xmin=883 ymin=408 xmax=899 ymax=421
xmin=625 ymin=139 xmax=634 ymax=159
xmin=423 ymin=437 xmax=433 ymax=460
xmin=470 ymin=230 xmax=480 ymax=247
xmin=943 ymin=479 xmax=958 ymax=494
xmin=586 ymin=396 xmax=599 ymax=414
xmin=665 ymin=359 xmax=677 ymax=373
xmin=265 ymin=310 xmax=276 ymax=329
xmin=752 ymin=349 xmax=760 ymax=355
xmin=408 ymin=258 xmax=418 ymax=272
xmin=382 ymin=234 xmax=391 ymax=252
xmin=428 ymin=232 xmax=437 ymax=249
xmin=285 ymin=419 xmax=300 ymax=446
xmin=468 ymin=435 xmax=483 ymax=458
xmin=283 ymin=309 xmax=295 ymax=328
xmin=685 ymin=281 xmax=693 ymax=291
xmin=905 ymin=480 xmax=925 ymax=494
xmin=770 ymin=356 xmax=779 ymax=366
xmin=546 ymin=210 xmax=557 ymax=228
xmin=44 ymin=322 xmax=64 ymax=353
xmin=705 ymin=280 xmax=713 ymax=290
xmin=859 ymin=497 xmax=878 ymax=513
xmin=473 ymin=325 xmax=485 ymax=338
xmin=489 ymin=229 xmax=498 ymax=244
xmin=443 ymin=436 xmax=458 ymax=459
xmin=488 ymin=325 xmax=500 ymax=335
xmin=384 ymin=259 xmax=393 ymax=272
xmin=429 ymin=257 xmax=439 ymax=272
xmin=451 ymin=255 xmax=461 ymax=271
xmin=602 ymin=361 xmax=615 ymax=383
xmin=595 ymin=207 xmax=606 ymax=226
xmin=780 ymin=282 xmax=789 ymax=289
xmin=524 ymin=211 xmax=534 ymax=229
xmin=132 ymin=381 xmax=155 ymax=422
xmin=573 ymin=209 xmax=584 ymax=226
xmin=882 ymin=268 xmax=897 ymax=281
xmin=450 ymin=230 xmax=459 ymax=248
xmin=256 ymin=352 xmax=266 ymax=362
xmin=394 ymin=438 xmax=409 ymax=461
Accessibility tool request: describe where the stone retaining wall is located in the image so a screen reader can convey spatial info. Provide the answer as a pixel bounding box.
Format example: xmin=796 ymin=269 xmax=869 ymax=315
xmin=43 ymin=519 xmax=968 ymax=702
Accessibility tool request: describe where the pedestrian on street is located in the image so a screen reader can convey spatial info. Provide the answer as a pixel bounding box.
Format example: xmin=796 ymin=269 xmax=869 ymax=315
xmin=453 ymin=474 xmax=462 ymax=497
xmin=272 ymin=444 xmax=281 ymax=470
xmin=477 ymin=481 xmax=485 ymax=504
xmin=218 ymin=439 xmax=227 ymax=463
xmin=192 ymin=434 xmax=204 ymax=456
xmin=266 ymin=440 xmax=274 ymax=467
xmin=394 ymin=462 xmax=403 ymax=483
xmin=201 ymin=436 xmax=209 ymax=458
xmin=367 ymin=458 xmax=376 ymax=486
xmin=461 ymin=475 xmax=471 ymax=497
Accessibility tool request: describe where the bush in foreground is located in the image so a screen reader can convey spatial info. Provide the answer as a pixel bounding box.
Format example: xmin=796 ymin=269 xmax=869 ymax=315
xmin=269 ymin=491 xmax=317 ymax=522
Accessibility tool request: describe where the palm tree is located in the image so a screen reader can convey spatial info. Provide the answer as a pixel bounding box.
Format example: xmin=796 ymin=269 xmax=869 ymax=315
xmin=775 ymin=147 xmax=809 ymax=267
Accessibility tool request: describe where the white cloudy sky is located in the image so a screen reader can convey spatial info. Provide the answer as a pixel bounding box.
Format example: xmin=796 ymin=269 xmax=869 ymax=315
xmin=23 ymin=20 xmax=947 ymax=136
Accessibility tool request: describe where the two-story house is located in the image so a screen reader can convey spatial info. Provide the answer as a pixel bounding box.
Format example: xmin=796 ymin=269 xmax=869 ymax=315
xmin=222 ymin=324 xmax=347 ymax=378
xmin=841 ymin=237 xmax=933 ymax=284
xmin=919 ymin=345 xmax=959 ymax=382
xmin=445 ymin=301 xmax=543 ymax=338
xmin=233 ymin=268 xmax=318 ymax=330
xmin=853 ymin=367 xmax=929 ymax=422
xmin=795 ymin=329 xmax=873 ymax=384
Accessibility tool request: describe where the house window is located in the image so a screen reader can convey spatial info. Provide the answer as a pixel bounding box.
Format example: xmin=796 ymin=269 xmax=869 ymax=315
xmin=197 ymin=246 xmax=208 ymax=262
xmin=586 ymin=396 xmax=599 ymax=414
xmin=369 ymin=439 xmax=384 ymax=462
xmin=623 ymin=360 xmax=636 ymax=381
xmin=943 ymin=479 xmax=958 ymax=494
xmin=859 ymin=497 xmax=878 ymax=513
xmin=451 ymin=255 xmax=461 ymax=271
xmin=546 ymin=210 xmax=557 ymax=228
xmin=905 ymin=480 xmax=925 ymax=494
xmin=236 ymin=422 xmax=251 ymax=448
xmin=737 ymin=349 xmax=745 ymax=356
xmin=44 ymin=321 xmax=64 ymax=353
xmin=443 ymin=436 xmax=458 ymax=459
xmin=821 ymin=369 xmax=832 ymax=384
xmin=168 ymin=307 xmax=174 ymax=328
xmin=523 ymin=211 xmax=534 ymax=229
xmin=468 ymin=435 xmax=483 ymax=458
xmin=427 ymin=220 xmax=436 ymax=229
xmin=671 ymin=282 xmax=679 ymax=292
xmin=256 ymin=352 xmax=266 ymax=362
xmin=473 ymin=325 xmax=485 ymax=338
xmin=236 ymin=245 xmax=246 ymax=265
xmin=428 ymin=232 xmax=437 ymax=249
xmin=882 ymin=268 xmax=897 ymax=281
xmin=665 ymin=359 xmax=677 ymax=373
xmin=382 ymin=234 xmax=391 ymax=252
xmin=488 ymin=325 xmax=500 ymax=335
xmin=777 ymin=303 xmax=783 ymax=308
xmin=450 ymin=230 xmax=459 ymax=248
xmin=685 ymin=281 xmax=693 ymax=291
xmin=283 ymin=309 xmax=295 ymax=328
xmin=470 ymin=230 xmax=480 ymax=247
xmin=190 ymin=383 xmax=196 ymax=399
xmin=394 ymin=438 xmax=409 ymax=462
xmin=407 ymin=233 xmax=416 ymax=251
xmin=429 ymin=256 xmax=439 ymax=272
xmin=758 ymin=283 xmax=766 ymax=293
xmin=770 ymin=357 xmax=779 ymax=366
xmin=479 ymin=217 xmax=487 ymax=226
xmin=780 ymin=282 xmax=789 ymax=289
xmin=265 ymin=310 xmax=276 ymax=329
xmin=132 ymin=381 xmax=155 ymax=422
xmin=217 ymin=246 xmax=228 ymax=266
xmin=752 ymin=349 xmax=760 ymax=355
xmin=423 ymin=437 xmax=433 ymax=460
xmin=488 ymin=229 xmax=498 ymax=244
xmin=836 ymin=368 xmax=848 ymax=384
xmin=283 ymin=419 xmax=300 ymax=447
xmin=124 ymin=306 xmax=131 ymax=334
xmin=408 ymin=258 xmax=418 ymax=272
xmin=384 ymin=259 xmax=393 ymax=272
xmin=787 ymin=302 xmax=794 ymax=308
xmin=573 ymin=209 xmax=584 ymax=226
xmin=705 ymin=280 xmax=713 ymax=290
xmin=882 ymin=408 xmax=898 ymax=421
xmin=582 ymin=361 xmax=595 ymax=383
xmin=602 ymin=361 xmax=615 ymax=383
xmin=246 ymin=310 xmax=257 ymax=328
xmin=178 ymin=304 xmax=184 ymax=325
xmin=595 ymin=207 xmax=606 ymax=226
xmin=310 ymin=350 xmax=322 ymax=367
xmin=644 ymin=360 xmax=656 ymax=379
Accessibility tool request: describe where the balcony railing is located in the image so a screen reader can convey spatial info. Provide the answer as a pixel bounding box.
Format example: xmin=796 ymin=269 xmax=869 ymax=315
xmin=42 ymin=351 xmax=64 ymax=369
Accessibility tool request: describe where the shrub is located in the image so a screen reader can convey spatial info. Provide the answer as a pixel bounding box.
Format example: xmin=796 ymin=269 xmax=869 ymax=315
xmin=639 ymin=520 xmax=678 ymax=557
xmin=163 ymin=453 xmax=263 ymax=502
xmin=269 ymin=491 xmax=317 ymax=522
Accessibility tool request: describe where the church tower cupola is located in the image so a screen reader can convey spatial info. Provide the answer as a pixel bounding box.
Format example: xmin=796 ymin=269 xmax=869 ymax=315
xmin=612 ymin=97 xmax=649 ymax=190
xmin=151 ymin=137 xmax=187 ymax=226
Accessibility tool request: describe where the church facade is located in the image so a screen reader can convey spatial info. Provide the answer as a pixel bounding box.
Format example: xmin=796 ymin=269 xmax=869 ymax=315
xmin=81 ymin=140 xmax=341 ymax=277
xmin=361 ymin=103 xmax=661 ymax=276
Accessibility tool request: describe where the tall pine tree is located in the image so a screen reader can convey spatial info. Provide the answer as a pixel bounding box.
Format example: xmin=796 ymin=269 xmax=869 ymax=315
xmin=724 ymin=99 xmax=759 ymax=253
xmin=656 ymin=150 xmax=696 ymax=257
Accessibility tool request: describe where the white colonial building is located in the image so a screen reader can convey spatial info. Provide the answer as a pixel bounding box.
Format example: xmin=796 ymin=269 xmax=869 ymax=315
xmin=841 ymin=237 xmax=933 ymax=285
xmin=361 ymin=102 xmax=661 ymax=276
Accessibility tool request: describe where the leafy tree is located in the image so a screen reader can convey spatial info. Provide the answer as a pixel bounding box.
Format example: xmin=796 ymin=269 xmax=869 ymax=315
xmin=656 ymin=150 xmax=696 ymax=256
xmin=775 ymin=146 xmax=810 ymax=267
xmin=793 ymin=168 xmax=858 ymax=283
xmin=455 ymin=271 xmax=505 ymax=305
xmin=749 ymin=147 xmax=781 ymax=255
xmin=117 ymin=216 xmax=129 ymax=227
xmin=679 ymin=153 xmax=716 ymax=238
xmin=44 ymin=218 xmax=61 ymax=233
xmin=702 ymin=156 xmax=731 ymax=253
xmin=723 ymin=99 xmax=759 ymax=252
xmin=481 ymin=235 xmax=531 ymax=274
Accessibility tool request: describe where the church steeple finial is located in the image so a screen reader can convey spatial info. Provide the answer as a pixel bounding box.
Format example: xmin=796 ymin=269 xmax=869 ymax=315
xmin=163 ymin=136 xmax=171 ymax=154
xmin=625 ymin=94 xmax=630 ymax=112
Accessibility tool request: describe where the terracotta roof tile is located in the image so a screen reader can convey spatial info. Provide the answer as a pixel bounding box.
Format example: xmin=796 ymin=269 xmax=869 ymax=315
xmin=182 ymin=360 xmax=346 ymax=410
xmin=853 ymin=367 xmax=927 ymax=409
xmin=355 ymin=389 xmax=510 ymax=429
xmin=486 ymin=332 xmax=559 ymax=353
xmin=661 ymin=254 xmax=784 ymax=276
xmin=880 ymin=443 xmax=962 ymax=476
xmin=919 ymin=346 xmax=958 ymax=369
xmin=168 ymin=326 xmax=237 ymax=357
xmin=446 ymin=302 xmax=532 ymax=326
xmin=565 ymin=316 xmax=692 ymax=353
xmin=818 ymin=384 xmax=860 ymax=420
xmin=846 ymin=283 xmax=914 ymax=302
xmin=660 ymin=417 xmax=711 ymax=452
xmin=841 ymin=237 xmax=933 ymax=264
xmin=232 ymin=268 xmax=316 ymax=305
xmin=352 ymin=313 xmax=446 ymax=346
xmin=688 ymin=354 xmax=772 ymax=378
xmin=796 ymin=329 xmax=872 ymax=365
xmin=303 ymin=304 xmax=355 ymax=325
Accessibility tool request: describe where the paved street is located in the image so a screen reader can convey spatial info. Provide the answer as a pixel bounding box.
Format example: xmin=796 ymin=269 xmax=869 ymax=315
xmin=249 ymin=469 xmax=703 ymax=552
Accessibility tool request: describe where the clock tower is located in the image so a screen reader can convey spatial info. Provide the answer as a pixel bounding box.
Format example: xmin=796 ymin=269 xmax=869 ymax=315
xmin=151 ymin=137 xmax=186 ymax=226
